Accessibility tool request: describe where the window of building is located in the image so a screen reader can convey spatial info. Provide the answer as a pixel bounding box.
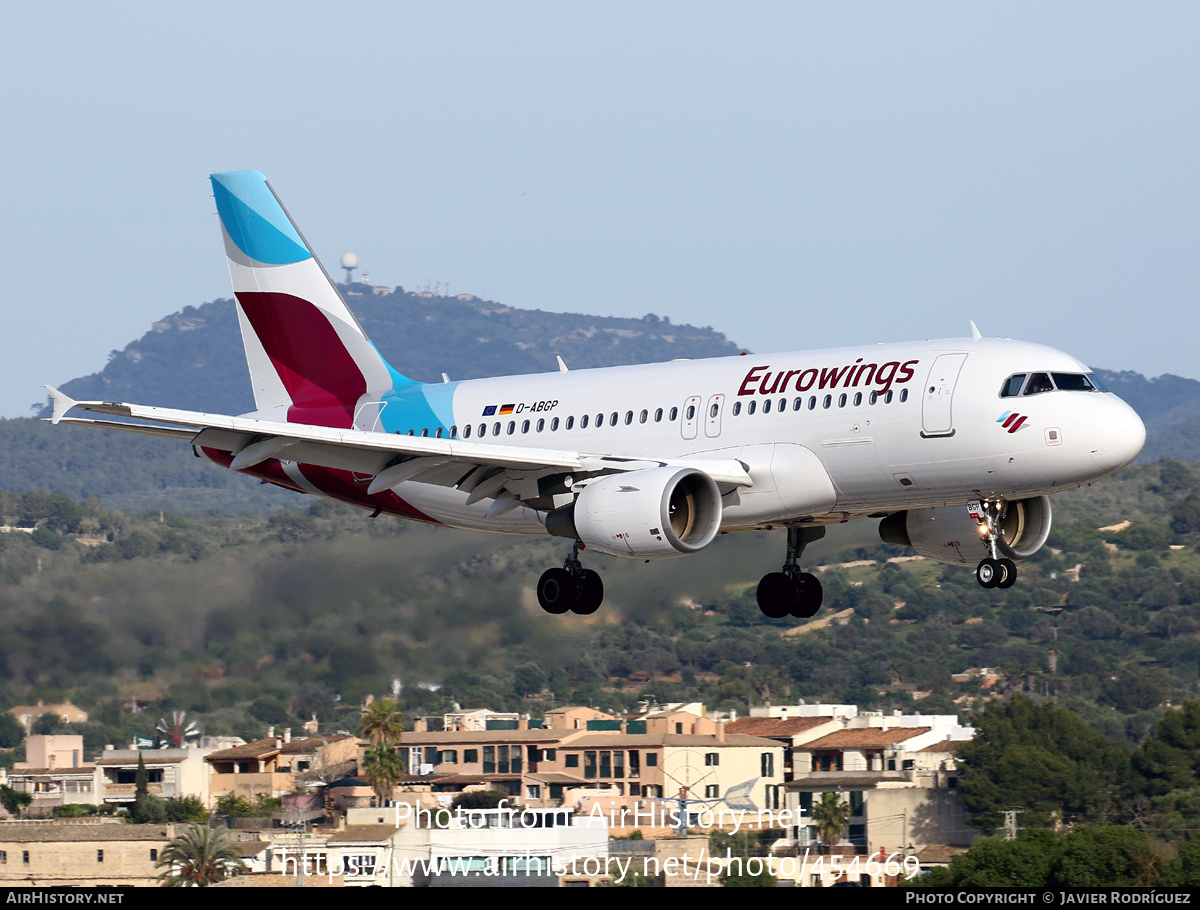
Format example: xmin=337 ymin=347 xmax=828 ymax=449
xmin=438 ymin=750 xmax=458 ymax=764
xmin=705 ymin=785 xmax=719 ymax=799
xmin=850 ymin=791 xmax=864 ymax=816
xmin=97 ymin=850 xmax=104 ymax=863
xmin=565 ymin=754 xmax=579 ymax=768
xmin=527 ymin=785 xmax=541 ymax=799
xmin=150 ymin=849 xmax=157 ymax=862
xmin=464 ymin=749 xmax=478 ymax=764
xmin=0 ymin=851 xmax=6 ymax=864
xmin=675 ymin=723 xmax=683 ymax=734
xmin=23 ymin=851 xmax=30 ymax=864
xmin=705 ymin=753 xmax=719 ymax=766
xmin=646 ymin=753 xmax=658 ymax=767
xmin=761 ymin=752 xmax=774 ymax=778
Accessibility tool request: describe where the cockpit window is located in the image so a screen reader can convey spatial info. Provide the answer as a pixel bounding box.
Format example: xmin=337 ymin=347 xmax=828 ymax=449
xmin=1000 ymin=374 xmax=1027 ymax=398
xmin=1023 ymin=373 xmax=1054 ymax=395
xmin=1051 ymin=373 xmax=1097 ymax=392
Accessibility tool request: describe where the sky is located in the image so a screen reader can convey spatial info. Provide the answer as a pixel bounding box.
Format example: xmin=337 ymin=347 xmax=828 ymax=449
xmin=2 ymin=2 xmax=1198 ymax=417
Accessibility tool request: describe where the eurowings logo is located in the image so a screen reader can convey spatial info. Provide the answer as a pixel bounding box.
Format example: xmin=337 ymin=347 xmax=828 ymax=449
xmin=997 ymin=411 xmax=1028 ymax=433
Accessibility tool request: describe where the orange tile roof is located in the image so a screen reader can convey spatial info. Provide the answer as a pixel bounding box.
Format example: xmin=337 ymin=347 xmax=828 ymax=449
xmin=801 ymin=727 xmax=931 ymax=749
xmin=725 ymin=717 xmax=833 ymax=737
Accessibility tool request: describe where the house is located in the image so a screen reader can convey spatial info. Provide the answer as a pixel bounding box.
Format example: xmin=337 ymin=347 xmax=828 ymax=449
xmin=206 ymin=733 xmax=361 ymax=803
xmin=0 ymin=820 xmax=172 ymax=886
xmin=7 ymin=736 xmax=100 ymax=814
xmin=8 ymin=701 xmax=88 ymax=733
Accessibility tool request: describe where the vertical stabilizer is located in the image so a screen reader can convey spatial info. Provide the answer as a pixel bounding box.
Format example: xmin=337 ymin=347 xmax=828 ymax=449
xmin=210 ymin=171 xmax=415 ymax=428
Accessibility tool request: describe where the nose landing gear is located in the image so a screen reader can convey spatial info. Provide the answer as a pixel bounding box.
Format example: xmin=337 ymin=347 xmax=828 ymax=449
xmin=537 ymin=540 xmax=604 ymax=615
xmin=972 ymin=500 xmax=1017 ymax=589
xmin=757 ymin=526 xmax=825 ymax=619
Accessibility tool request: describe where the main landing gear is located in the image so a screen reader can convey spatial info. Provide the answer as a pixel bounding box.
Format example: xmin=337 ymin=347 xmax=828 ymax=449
xmin=757 ymin=526 xmax=826 ymax=619
xmin=537 ymin=540 xmax=604 ymax=615
xmin=972 ymin=499 xmax=1017 ymax=589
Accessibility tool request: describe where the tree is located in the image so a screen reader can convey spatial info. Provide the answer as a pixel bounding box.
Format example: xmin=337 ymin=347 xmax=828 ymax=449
xmin=360 ymin=698 xmax=404 ymax=747
xmin=361 ymin=743 xmax=405 ymax=805
xmin=156 ymin=824 xmax=247 ymax=887
xmin=451 ymin=789 xmax=509 ymax=811
xmin=809 ymin=792 xmax=852 ymax=850
xmin=0 ymin=785 xmax=32 ymax=818
xmin=956 ymin=696 xmax=1132 ymax=831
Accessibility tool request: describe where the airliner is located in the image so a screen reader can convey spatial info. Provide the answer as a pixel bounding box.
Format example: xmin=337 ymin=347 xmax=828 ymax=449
xmin=45 ymin=171 xmax=1146 ymax=619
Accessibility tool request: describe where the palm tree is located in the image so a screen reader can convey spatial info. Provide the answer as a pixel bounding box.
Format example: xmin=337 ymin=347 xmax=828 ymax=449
xmin=362 ymin=743 xmax=406 ymax=805
xmin=360 ymin=698 xmax=404 ymax=746
xmin=809 ymin=792 xmax=853 ymax=852
xmin=156 ymin=824 xmax=248 ymax=887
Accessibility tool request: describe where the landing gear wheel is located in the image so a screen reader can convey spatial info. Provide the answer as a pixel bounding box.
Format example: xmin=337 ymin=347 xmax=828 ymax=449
xmin=792 ymin=573 xmax=823 ymax=618
xmin=537 ymin=567 xmax=575 ymax=614
xmin=757 ymin=572 xmax=794 ymax=619
xmin=976 ymin=558 xmax=1001 ymax=589
xmin=996 ymin=558 xmax=1017 ymax=589
xmin=573 ymin=569 xmax=604 ymax=615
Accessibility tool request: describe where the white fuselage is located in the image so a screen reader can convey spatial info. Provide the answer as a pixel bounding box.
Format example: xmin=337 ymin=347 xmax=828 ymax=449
xmin=383 ymin=337 xmax=1145 ymax=537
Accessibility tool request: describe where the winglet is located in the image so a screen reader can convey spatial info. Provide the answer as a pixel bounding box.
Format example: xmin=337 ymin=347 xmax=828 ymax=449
xmin=557 ymin=355 xmax=569 ymax=373
xmin=970 ymin=321 xmax=982 ymax=341
xmin=43 ymin=386 xmax=77 ymax=424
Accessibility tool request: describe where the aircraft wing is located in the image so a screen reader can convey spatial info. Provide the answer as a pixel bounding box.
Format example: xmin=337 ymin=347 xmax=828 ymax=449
xmin=44 ymin=388 xmax=753 ymax=504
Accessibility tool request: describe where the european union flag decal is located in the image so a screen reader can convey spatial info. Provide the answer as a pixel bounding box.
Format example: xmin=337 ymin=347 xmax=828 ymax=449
xmin=482 ymin=405 xmax=497 ymax=416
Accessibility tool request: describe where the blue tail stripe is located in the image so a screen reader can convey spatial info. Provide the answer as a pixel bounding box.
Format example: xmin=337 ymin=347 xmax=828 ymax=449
xmin=211 ymin=171 xmax=311 ymax=265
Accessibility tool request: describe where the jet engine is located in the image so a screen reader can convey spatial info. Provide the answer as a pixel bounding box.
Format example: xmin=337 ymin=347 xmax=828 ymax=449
xmin=545 ymin=466 xmax=723 ymax=559
xmin=878 ymin=496 xmax=1052 ymax=567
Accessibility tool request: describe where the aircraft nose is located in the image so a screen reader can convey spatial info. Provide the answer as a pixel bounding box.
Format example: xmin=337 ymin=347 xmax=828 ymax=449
xmin=1086 ymin=397 xmax=1146 ymax=474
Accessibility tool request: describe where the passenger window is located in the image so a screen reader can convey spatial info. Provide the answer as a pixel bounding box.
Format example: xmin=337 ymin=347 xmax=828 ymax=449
xmin=793 ymin=398 xmax=802 ymax=411
xmin=823 ymin=395 xmax=832 ymax=409
xmin=1024 ymin=373 xmax=1054 ymax=395
xmin=732 ymin=402 xmax=741 ymax=416
xmin=640 ymin=409 xmax=648 ymax=423
xmin=597 ymin=413 xmax=604 ymax=427
xmin=493 ymin=422 xmax=501 ymax=436
xmin=551 ymin=417 xmax=559 ymax=431
xmin=565 ymin=416 xmax=573 ymax=430
xmin=808 ymin=396 xmax=816 ymax=410
xmin=625 ymin=411 xmax=633 ymax=425
xmin=889 ymin=390 xmax=897 ymax=403
xmin=435 ymin=427 xmax=443 ymax=438
xmin=463 ymin=425 xmax=471 ymax=438
xmin=450 ymin=426 xmax=457 ymax=439
xmin=709 ymin=404 xmax=718 ymax=419
xmin=686 ymin=405 xmax=696 ymax=420
xmin=869 ymin=391 xmax=878 ymax=405
xmin=779 ymin=397 xmax=786 ymax=412
xmin=763 ymin=399 xmax=771 ymax=414
xmin=507 ymin=421 xmax=516 ymax=435
xmin=407 ymin=430 xmax=415 ymax=436
xmin=654 ymin=408 xmax=663 ymax=422
xmin=580 ymin=415 xmax=588 ymax=429
xmin=838 ymin=394 xmax=847 ymax=408
xmin=670 ymin=407 xmax=678 ymax=421
xmin=536 ymin=419 xmax=544 ymax=432
xmin=1000 ymin=374 xmax=1027 ymax=397
xmin=748 ymin=400 xmax=757 ymax=415
xmin=610 ymin=412 xmax=619 ymax=426
xmin=521 ymin=419 xmax=530 ymax=434
xmin=853 ymin=392 xmax=862 ymax=406
xmin=479 ymin=424 xmax=487 ymax=437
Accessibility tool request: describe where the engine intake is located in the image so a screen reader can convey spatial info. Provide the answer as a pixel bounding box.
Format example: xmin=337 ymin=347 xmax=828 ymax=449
xmin=879 ymin=496 xmax=1052 ymax=567
xmin=546 ymin=466 xmax=722 ymax=560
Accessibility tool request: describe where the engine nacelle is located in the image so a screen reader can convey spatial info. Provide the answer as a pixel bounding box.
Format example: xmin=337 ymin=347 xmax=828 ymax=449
xmin=879 ymin=496 xmax=1052 ymax=567
xmin=546 ymin=467 xmax=722 ymax=560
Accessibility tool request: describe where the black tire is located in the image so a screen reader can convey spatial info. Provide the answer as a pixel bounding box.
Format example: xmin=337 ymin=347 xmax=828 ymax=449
xmin=792 ymin=572 xmax=823 ymax=618
xmin=537 ymin=567 xmax=575 ymax=614
xmin=757 ymin=572 xmax=794 ymax=618
xmin=997 ymin=558 xmax=1017 ymax=588
xmin=976 ymin=558 xmax=1001 ymax=589
xmin=573 ymin=569 xmax=604 ymax=615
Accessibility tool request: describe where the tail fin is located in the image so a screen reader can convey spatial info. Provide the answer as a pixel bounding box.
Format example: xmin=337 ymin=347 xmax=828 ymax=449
xmin=210 ymin=171 xmax=416 ymax=428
